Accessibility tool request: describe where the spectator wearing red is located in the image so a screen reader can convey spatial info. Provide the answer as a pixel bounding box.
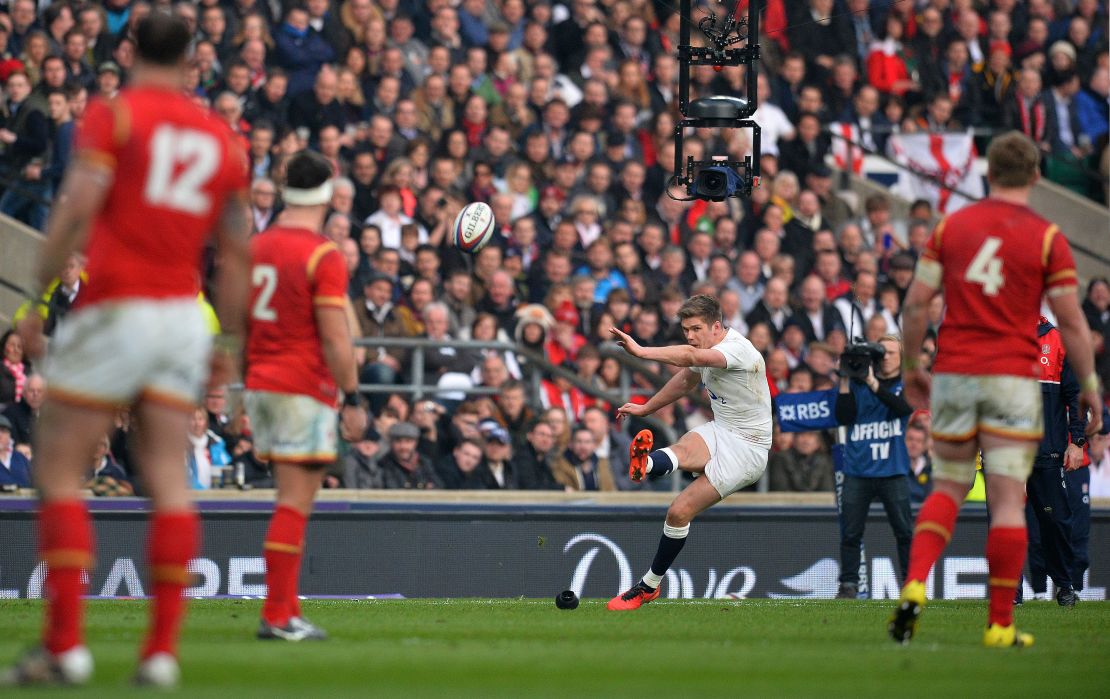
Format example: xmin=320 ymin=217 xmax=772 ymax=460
xmin=866 ymin=14 xmax=918 ymax=97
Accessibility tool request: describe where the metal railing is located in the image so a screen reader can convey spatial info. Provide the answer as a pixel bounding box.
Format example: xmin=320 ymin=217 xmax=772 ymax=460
xmin=354 ymin=335 xmax=684 ymax=490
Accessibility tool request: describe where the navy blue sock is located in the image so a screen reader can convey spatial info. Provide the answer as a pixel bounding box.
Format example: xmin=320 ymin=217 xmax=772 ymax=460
xmin=642 ymin=523 xmax=691 ymax=590
xmin=647 ymin=449 xmax=676 ymax=480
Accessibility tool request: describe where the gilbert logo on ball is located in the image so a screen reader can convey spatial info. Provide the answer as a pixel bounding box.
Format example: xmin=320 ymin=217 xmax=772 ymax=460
xmin=452 ymin=201 xmax=496 ymax=253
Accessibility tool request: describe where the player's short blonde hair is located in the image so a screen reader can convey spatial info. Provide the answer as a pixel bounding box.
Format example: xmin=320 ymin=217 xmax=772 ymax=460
xmin=987 ymin=131 xmax=1040 ymax=188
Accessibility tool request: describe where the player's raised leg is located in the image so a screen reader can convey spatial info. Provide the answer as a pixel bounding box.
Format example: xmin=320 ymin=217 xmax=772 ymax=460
xmin=1 ymin=401 xmax=114 ymax=686
xmin=609 ymin=431 xmax=716 ymax=610
xmin=131 ymin=398 xmax=201 ymax=687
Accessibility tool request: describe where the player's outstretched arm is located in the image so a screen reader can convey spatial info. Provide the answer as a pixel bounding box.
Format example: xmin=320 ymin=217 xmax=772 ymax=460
xmin=609 ymin=327 xmax=726 ymax=368
xmin=1047 ymin=288 xmax=1104 ymax=436
xmin=616 ymin=367 xmax=701 ymax=422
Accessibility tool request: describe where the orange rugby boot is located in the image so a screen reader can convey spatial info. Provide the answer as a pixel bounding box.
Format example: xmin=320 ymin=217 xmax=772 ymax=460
xmin=607 ymin=584 xmax=661 ymax=611
xmin=629 ymin=429 xmax=653 ymax=482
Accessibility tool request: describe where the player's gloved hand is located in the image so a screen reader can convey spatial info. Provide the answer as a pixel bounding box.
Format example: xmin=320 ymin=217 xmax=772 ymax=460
xmin=609 ymin=327 xmax=643 ymax=358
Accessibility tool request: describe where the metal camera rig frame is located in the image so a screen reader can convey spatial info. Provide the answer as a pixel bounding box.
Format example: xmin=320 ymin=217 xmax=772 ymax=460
xmin=671 ymin=0 xmax=763 ymax=201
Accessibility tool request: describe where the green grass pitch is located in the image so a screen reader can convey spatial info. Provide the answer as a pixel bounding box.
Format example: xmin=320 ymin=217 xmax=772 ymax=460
xmin=1 ymin=599 xmax=1107 ymax=697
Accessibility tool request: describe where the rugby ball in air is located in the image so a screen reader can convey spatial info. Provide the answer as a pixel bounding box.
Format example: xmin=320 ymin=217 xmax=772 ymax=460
xmin=452 ymin=202 xmax=496 ymax=253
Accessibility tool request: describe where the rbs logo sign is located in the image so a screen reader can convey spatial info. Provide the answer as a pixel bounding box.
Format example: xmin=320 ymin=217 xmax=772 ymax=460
xmin=778 ymin=401 xmax=830 ymax=422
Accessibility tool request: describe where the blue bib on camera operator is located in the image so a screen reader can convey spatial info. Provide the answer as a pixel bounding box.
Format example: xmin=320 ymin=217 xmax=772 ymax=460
xmin=842 ymin=380 xmax=911 ymax=478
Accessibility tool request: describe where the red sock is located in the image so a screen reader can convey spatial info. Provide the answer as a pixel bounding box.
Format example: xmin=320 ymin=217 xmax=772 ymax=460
xmin=39 ymin=500 xmax=93 ymax=654
xmin=906 ymin=491 xmax=960 ymax=583
xmin=262 ymin=505 xmax=307 ymax=626
xmin=987 ymin=526 xmax=1027 ymax=627
xmin=142 ymin=511 xmax=199 ymax=659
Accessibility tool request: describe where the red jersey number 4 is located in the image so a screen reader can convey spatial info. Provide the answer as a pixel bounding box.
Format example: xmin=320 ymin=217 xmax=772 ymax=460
xmin=965 ymin=237 xmax=1005 ymax=296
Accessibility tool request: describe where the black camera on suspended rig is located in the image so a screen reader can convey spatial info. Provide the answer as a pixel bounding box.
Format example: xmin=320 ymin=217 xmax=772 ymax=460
xmin=670 ymin=0 xmax=763 ymax=202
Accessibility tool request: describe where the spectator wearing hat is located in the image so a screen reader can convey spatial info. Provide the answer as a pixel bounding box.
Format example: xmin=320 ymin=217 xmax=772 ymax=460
xmin=478 ymin=423 xmax=518 ymax=489
xmin=0 ymin=414 xmax=32 ymax=489
xmin=379 ymin=422 xmax=442 ymax=489
xmin=95 ymin=60 xmax=121 ymax=98
xmin=1045 ymin=40 xmax=1079 ymax=85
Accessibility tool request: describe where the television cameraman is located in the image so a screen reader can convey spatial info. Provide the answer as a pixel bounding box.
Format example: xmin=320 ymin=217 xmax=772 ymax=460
xmin=834 ymin=334 xmax=916 ymax=599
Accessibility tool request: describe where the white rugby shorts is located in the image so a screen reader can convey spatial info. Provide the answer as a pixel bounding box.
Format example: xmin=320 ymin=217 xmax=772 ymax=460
xmin=44 ymin=298 xmax=210 ymax=410
xmin=690 ymin=422 xmax=769 ymax=497
xmin=243 ymin=390 xmax=338 ymax=464
xmin=931 ymin=374 xmax=1043 ymax=443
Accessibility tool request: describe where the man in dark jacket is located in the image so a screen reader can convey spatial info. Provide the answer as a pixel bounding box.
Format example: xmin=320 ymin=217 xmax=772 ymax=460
xmin=0 ymin=415 xmax=32 ymax=488
xmin=512 ymin=419 xmax=561 ymax=490
xmin=768 ymin=431 xmax=835 ymax=492
xmin=435 ymin=437 xmax=492 ymax=489
xmin=3 ymin=373 xmax=44 ymax=452
xmin=0 ymin=71 xmax=49 ymax=222
xmin=378 ymin=422 xmax=443 ymax=489
xmin=1023 ymin=317 xmax=1089 ymax=607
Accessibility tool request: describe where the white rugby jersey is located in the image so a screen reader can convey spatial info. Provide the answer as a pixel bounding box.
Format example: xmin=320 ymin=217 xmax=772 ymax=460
xmin=693 ymin=327 xmax=772 ymax=448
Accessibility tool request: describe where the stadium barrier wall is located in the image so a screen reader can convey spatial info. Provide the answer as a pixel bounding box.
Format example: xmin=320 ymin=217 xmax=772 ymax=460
xmin=0 ymin=497 xmax=1106 ymax=601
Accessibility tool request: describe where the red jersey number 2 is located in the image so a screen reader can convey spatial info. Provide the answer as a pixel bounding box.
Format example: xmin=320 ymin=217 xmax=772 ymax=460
xmin=965 ymin=236 xmax=1005 ymax=296
xmin=251 ymin=264 xmax=279 ymax=322
xmin=143 ymin=125 xmax=220 ymax=215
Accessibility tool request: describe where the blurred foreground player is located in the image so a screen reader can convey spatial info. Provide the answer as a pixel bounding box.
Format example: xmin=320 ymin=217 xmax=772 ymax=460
xmin=889 ymin=132 xmax=1102 ymax=648
xmin=245 ymin=150 xmax=367 ymax=641
xmin=5 ymin=13 xmax=251 ymax=687
xmin=607 ymin=295 xmax=771 ymax=610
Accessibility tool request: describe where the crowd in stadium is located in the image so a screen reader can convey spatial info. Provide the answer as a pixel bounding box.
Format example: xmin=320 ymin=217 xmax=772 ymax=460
xmin=0 ymin=0 xmax=1108 ymax=495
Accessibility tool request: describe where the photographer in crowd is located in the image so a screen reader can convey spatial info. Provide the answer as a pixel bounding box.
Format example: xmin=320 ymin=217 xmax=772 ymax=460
xmin=834 ymin=335 xmax=915 ymax=599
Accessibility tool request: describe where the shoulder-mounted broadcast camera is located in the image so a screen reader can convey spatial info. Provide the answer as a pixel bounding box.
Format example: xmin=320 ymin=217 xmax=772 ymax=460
xmin=840 ymin=340 xmax=886 ymax=381
xmin=670 ymin=0 xmax=763 ymax=201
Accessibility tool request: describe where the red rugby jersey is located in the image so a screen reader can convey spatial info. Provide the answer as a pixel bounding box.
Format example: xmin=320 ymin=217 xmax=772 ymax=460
xmin=924 ymin=199 xmax=1077 ymax=377
xmin=245 ymin=226 xmax=348 ymax=405
xmin=74 ymin=86 xmax=249 ymax=307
